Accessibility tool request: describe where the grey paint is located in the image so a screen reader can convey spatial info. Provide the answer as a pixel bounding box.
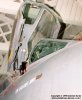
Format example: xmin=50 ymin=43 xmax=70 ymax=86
xmin=1 ymin=41 xmax=82 ymax=100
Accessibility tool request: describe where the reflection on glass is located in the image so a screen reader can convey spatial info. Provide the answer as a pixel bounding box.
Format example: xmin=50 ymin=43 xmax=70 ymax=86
xmin=23 ymin=4 xmax=40 ymax=24
xmin=28 ymin=10 xmax=60 ymax=53
xmin=30 ymin=39 xmax=67 ymax=63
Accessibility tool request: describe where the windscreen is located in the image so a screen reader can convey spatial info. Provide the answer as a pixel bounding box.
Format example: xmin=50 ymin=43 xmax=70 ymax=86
xmin=30 ymin=40 xmax=67 ymax=63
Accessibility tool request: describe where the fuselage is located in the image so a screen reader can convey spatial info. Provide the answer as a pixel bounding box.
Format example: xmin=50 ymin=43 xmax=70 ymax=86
xmin=1 ymin=41 xmax=82 ymax=100
xmin=1 ymin=1 xmax=82 ymax=100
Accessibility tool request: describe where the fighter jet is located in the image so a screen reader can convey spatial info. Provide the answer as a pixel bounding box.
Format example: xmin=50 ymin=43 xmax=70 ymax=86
xmin=0 ymin=1 xmax=82 ymax=100
xmin=0 ymin=38 xmax=82 ymax=100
